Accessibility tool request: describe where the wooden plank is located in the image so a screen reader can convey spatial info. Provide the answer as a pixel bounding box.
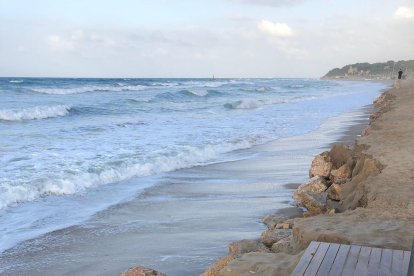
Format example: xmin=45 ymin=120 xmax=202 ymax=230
xmin=317 ymin=243 xmax=340 ymax=276
xmin=379 ymin=248 xmax=393 ymax=276
xmin=291 ymin=241 xmax=321 ymax=276
xmin=341 ymin=245 xmax=361 ymax=276
xmin=354 ymin=246 xmax=372 ymax=276
xmin=304 ymin=242 xmax=330 ymax=276
xmin=367 ymin=247 xmax=382 ymax=276
xmin=402 ymin=251 xmax=411 ymax=276
xmin=391 ymin=250 xmax=404 ymax=276
xmin=328 ymin=244 xmax=350 ymax=276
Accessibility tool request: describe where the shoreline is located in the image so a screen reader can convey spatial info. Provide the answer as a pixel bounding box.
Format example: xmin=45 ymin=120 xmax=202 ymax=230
xmin=204 ymin=81 xmax=414 ymax=275
xmin=0 ymin=81 xmax=389 ymax=276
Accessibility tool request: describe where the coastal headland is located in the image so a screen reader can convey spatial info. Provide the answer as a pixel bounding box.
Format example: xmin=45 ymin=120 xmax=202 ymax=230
xmin=203 ymin=80 xmax=414 ymax=275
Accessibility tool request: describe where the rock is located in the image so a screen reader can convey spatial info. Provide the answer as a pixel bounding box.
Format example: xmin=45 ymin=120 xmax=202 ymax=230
xmin=303 ymin=211 xmax=319 ymax=217
xmin=228 ymin=240 xmax=270 ymax=257
xmin=262 ymin=214 xmax=288 ymax=229
xmin=118 ymin=266 xmax=165 ymax=276
xmin=294 ymin=176 xmax=328 ymax=199
xmin=271 ymin=236 xmax=294 ymax=254
xmin=275 ymin=223 xmax=291 ymax=229
xmin=328 ymin=209 xmax=336 ymax=215
xmin=329 ymin=145 xmax=351 ymax=169
xmin=309 ymin=152 xmax=332 ymax=178
xmin=351 ymin=156 xmax=382 ymax=180
xmin=330 ymin=164 xmax=351 ymax=183
xmin=334 ymin=178 xmax=347 ymax=185
xmin=373 ymin=94 xmax=386 ymax=106
xmin=327 ymin=184 xmax=342 ymax=201
xmin=260 ymin=229 xmax=292 ymax=248
xmin=202 ymin=255 xmax=235 ymax=276
xmin=295 ymin=192 xmax=327 ymax=213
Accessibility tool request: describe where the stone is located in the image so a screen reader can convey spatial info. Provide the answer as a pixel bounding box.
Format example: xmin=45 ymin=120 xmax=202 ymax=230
xmin=271 ymin=236 xmax=294 ymax=254
xmin=309 ymin=152 xmax=333 ymax=178
xmin=118 ymin=266 xmax=165 ymax=276
xmin=295 ymin=192 xmax=327 ymax=213
xmin=262 ymin=214 xmax=288 ymax=229
xmin=228 ymin=239 xmax=270 ymax=257
xmin=329 ymin=145 xmax=351 ymax=169
xmin=327 ymin=184 xmax=342 ymax=201
xmin=294 ymin=176 xmax=328 ymax=198
xmin=202 ymin=255 xmax=235 ymax=276
xmin=275 ymin=223 xmax=291 ymax=229
xmin=260 ymin=229 xmax=292 ymax=248
xmin=330 ymin=164 xmax=351 ymax=183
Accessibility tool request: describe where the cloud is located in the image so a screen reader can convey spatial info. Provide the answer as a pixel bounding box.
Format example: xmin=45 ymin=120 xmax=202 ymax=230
xmin=230 ymin=0 xmax=305 ymax=7
xmin=258 ymin=20 xmax=293 ymax=37
xmin=394 ymin=6 xmax=414 ymax=19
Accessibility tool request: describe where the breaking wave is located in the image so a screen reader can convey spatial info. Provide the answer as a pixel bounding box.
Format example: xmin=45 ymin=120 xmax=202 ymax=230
xmin=30 ymin=85 xmax=148 ymax=95
xmin=224 ymin=99 xmax=262 ymax=109
xmin=0 ymin=138 xmax=259 ymax=210
xmin=180 ymin=89 xmax=209 ymax=97
xmin=0 ymin=105 xmax=71 ymax=121
xmin=9 ymin=80 xmax=24 ymax=83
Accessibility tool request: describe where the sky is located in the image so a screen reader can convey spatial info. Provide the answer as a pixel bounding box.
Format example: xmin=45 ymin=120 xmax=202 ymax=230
xmin=0 ymin=0 xmax=413 ymax=78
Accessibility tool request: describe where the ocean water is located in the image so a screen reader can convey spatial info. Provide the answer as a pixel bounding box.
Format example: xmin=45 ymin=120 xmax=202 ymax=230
xmin=0 ymin=78 xmax=387 ymax=270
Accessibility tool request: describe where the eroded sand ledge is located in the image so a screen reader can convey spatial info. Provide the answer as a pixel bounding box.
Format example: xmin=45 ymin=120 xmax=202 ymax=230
xmin=203 ymin=81 xmax=414 ymax=276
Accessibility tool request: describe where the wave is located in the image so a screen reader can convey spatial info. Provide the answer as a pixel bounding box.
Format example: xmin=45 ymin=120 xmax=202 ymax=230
xmin=30 ymin=85 xmax=148 ymax=95
xmin=0 ymin=138 xmax=260 ymax=210
xmin=180 ymin=89 xmax=208 ymax=97
xmin=9 ymin=80 xmax=24 ymax=83
xmin=224 ymin=99 xmax=262 ymax=109
xmin=0 ymin=105 xmax=71 ymax=121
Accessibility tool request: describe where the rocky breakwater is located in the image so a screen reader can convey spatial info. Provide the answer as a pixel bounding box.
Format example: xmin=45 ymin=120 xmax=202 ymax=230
xmin=293 ymin=143 xmax=382 ymax=215
xmin=204 ymin=81 xmax=414 ymax=275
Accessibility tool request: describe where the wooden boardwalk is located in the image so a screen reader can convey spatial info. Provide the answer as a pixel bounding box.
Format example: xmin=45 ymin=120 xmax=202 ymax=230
xmin=292 ymin=241 xmax=411 ymax=276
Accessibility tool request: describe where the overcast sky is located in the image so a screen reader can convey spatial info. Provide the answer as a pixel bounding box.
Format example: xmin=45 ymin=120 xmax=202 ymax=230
xmin=1 ymin=0 xmax=413 ymax=78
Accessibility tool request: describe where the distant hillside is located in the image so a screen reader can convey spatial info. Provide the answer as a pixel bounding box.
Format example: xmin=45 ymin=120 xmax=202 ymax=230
xmin=322 ymin=60 xmax=414 ymax=80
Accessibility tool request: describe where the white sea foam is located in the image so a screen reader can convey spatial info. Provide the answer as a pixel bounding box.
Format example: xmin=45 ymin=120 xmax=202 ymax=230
xmin=0 ymin=105 xmax=71 ymax=121
xmin=30 ymin=85 xmax=148 ymax=95
xmin=9 ymin=80 xmax=24 ymax=83
xmin=0 ymin=139 xmax=257 ymax=210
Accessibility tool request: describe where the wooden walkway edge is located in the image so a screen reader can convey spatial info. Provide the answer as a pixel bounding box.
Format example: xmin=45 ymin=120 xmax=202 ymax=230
xmin=292 ymin=241 xmax=411 ymax=276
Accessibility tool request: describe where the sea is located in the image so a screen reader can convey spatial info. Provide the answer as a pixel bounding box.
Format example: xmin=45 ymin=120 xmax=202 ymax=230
xmin=0 ymin=78 xmax=388 ymax=275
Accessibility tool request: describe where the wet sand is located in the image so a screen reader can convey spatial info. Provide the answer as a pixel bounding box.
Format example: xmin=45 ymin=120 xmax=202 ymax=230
xmin=212 ymin=81 xmax=414 ymax=275
xmin=0 ymin=104 xmax=377 ymax=276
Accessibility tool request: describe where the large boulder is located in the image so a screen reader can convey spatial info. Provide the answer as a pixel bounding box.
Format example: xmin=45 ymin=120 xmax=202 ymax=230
xmin=295 ymin=192 xmax=327 ymax=213
xmin=262 ymin=214 xmax=288 ymax=229
xmin=330 ymin=164 xmax=351 ymax=184
xmin=118 ymin=266 xmax=165 ymax=276
xmin=228 ymin=239 xmax=269 ymax=257
xmin=327 ymin=184 xmax=342 ymax=201
xmin=260 ymin=229 xmax=292 ymax=248
xmin=294 ymin=176 xmax=328 ymax=199
xmin=309 ymin=152 xmax=333 ymax=178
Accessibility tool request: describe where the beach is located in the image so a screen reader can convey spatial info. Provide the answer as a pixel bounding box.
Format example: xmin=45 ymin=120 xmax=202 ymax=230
xmin=0 ymin=79 xmax=387 ymax=275
xmin=206 ymin=80 xmax=414 ymax=275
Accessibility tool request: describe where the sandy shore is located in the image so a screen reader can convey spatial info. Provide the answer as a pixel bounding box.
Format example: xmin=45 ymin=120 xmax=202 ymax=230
xmin=204 ymin=80 xmax=414 ymax=275
xmin=0 ymin=86 xmax=381 ymax=275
